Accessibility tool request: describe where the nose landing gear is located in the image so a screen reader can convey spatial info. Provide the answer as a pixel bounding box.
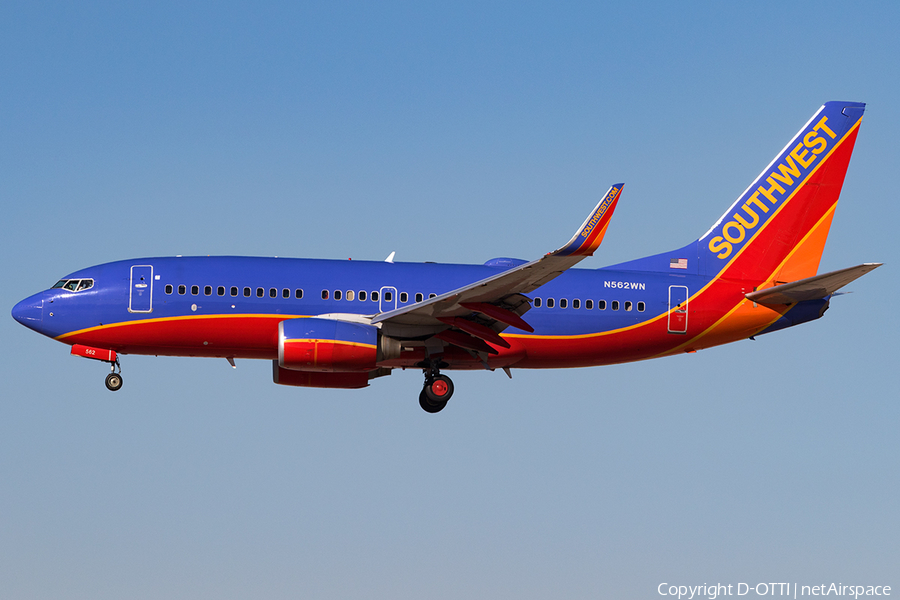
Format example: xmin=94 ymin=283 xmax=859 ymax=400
xmin=70 ymin=345 xmax=123 ymax=392
xmin=419 ymin=364 xmax=454 ymax=413
xmin=104 ymin=358 xmax=123 ymax=391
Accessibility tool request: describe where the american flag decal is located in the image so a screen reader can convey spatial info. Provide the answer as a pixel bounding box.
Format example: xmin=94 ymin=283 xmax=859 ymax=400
xmin=670 ymin=258 xmax=688 ymax=269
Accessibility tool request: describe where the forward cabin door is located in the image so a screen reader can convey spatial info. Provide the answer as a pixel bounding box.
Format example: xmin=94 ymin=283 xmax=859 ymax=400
xmin=129 ymin=265 xmax=154 ymax=313
xmin=667 ymin=285 xmax=688 ymax=334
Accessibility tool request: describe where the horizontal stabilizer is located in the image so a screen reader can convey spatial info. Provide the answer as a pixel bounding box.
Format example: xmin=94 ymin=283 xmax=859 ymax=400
xmin=746 ymin=263 xmax=882 ymax=305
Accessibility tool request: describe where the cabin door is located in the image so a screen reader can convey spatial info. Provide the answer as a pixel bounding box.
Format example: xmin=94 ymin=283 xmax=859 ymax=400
xmin=667 ymin=285 xmax=688 ymax=334
xmin=129 ymin=265 xmax=154 ymax=313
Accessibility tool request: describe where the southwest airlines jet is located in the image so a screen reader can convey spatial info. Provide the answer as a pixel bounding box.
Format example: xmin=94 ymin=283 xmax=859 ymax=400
xmin=12 ymin=101 xmax=881 ymax=413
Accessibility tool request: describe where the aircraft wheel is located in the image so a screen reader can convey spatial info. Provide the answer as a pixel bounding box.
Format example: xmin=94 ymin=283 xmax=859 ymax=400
xmin=105 ymin=372 xmax=123 ymax=391
xmin=424 ymin=374 xmax=454 ymax=404
xmin=419 ymin=389 xmax=447 ymax=413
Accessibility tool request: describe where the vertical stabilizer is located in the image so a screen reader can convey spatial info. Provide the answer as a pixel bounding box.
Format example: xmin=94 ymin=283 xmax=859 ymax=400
xmin=610 ymin=102 xmax=865 ymax=285
xmin=699 ymin=101 xmax=865 ymax=282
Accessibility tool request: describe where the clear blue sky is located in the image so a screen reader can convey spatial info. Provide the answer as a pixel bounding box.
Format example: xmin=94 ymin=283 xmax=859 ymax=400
xmin=2 ymin=2 xmax=898 ymax=598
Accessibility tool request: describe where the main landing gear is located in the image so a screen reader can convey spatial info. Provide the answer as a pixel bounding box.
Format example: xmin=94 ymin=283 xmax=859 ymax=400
xmin=419 ymin=364 xmax=454 ymax=413
xmin=105 ymin=358 xmax=123 ymax=391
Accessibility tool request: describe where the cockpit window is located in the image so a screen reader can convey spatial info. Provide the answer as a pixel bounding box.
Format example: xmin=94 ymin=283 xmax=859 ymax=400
xmin=54 ymin=279 xmax=95 ymax=292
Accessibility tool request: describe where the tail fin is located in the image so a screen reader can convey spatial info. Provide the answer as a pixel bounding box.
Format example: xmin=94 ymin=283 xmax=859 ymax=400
xmin=700 ymin=101 xmax=864 ymax=282
xmin=613 ymin=101 xmax=865 ymax=284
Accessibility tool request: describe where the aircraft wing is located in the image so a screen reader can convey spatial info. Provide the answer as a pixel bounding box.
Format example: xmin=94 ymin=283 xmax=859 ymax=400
xmin=746 ymin=263 xmax=882 ymax=306
xmin=371 ymin=184 xmax=623 ymax=349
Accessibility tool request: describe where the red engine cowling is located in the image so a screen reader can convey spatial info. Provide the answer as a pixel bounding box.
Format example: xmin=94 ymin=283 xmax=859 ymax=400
xmin=278 ymin=318 xmax=399 ymax=373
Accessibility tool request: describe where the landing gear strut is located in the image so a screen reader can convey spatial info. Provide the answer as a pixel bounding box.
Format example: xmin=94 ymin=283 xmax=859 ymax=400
xmin=419 ymin=363 xmax=453 ymax=413
xmin=105 ymin=358 xmax=123 ymax=391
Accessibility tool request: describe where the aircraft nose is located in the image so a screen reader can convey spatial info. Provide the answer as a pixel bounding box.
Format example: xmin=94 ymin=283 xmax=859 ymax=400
xmin=12 ymin=294 xmax=43 ymax=327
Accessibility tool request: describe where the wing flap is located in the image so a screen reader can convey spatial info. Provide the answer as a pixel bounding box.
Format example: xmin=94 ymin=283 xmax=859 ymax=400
xmin=434 ymin=330 xmax=498 ymax=355
xmin=460 ymin=302 xmax=535 ymax=333
xmin=438 ymin=317 xmax=511 ymax=348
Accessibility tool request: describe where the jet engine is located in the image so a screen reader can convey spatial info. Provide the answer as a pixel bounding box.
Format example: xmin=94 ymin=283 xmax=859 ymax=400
xmin=277 ymin=318 xmax=399 ymax=373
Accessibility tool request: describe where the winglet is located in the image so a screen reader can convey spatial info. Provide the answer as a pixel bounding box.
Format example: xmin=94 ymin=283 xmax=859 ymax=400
xmin=553 ymin=184 xmax=623 ymax=257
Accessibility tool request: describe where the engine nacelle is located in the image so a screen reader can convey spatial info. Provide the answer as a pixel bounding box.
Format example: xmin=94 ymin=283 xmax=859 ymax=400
xmin=278 ymin=318 xmax=399 ymax=373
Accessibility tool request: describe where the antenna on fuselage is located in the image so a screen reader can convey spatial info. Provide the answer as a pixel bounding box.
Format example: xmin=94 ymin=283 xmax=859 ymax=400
xmin=385 ymin=251 xmax=396 ymax=263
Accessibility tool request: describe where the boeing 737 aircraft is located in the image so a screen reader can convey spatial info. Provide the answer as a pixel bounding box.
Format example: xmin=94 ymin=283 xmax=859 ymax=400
xmin=12 ymin=101 xmax=881 ymax=412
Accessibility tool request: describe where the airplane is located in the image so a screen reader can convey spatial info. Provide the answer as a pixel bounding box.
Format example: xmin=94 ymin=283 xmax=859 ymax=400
xmin=12 ymin=101 xmax=881 ymax=413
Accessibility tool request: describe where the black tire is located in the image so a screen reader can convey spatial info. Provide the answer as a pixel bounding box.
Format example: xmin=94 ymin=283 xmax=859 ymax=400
xmin=105 ymin=373 xmax=123 ymax=391
xmin=419 ymin=389 xmax=447 ymax=413
xmin=424 ymin=374 xmax=454 ymax=404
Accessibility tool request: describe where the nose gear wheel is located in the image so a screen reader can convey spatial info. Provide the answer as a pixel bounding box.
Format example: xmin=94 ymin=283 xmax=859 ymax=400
xmin=105 ymin=372 xmax=123 ymax=391
xmin=104 ymin=357 xmax=123 ymax=391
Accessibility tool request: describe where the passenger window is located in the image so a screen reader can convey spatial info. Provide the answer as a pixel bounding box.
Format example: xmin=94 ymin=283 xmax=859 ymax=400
xmin=64 ymin=280 xmax=79 ymax=291
xmin=384 ymin=291 xmax=392 ymax=302
xmin=165 ymin=284 xmax=173 ymax=295
xmin=415 ymin=293 xmax=423 ymax=303
xmin=346 ymin=290 xmax=355 ymax=301
xmin=204 ymin=285 xmax=212 ymax=296
xmin=585 ymin=299 xmax=593 ymax=309
xmin=77 ymin=280 xmax=93 ymax=291
xmin=625 ymin=301 xmax=633 ymax=311
xmin=429 ymin=293 xmax=436 ymax=299
xmin=256 ymin=287 xmax=264 ymax=298
xmin=334 ymin=290 xmax=342 ymax=301
xmin=612 ymin=301 xmax=619 ymax=311
xmin=178 ymin=285 xmax=186 ymax=295
xmin=322 ymin=290 xmax=329 ymax=300
xmin=560 ymin=298 xmax=568 ymax=309
xmin=282 ymin=288 xmax=290 ymax=299
xmin=191 ymin=285 xmax=199 ymax=295
xmin=269 ymin=288 xmax=277 ymax=298
xmin=573 ymin=299 xmax=580 ymax=309
xmin=231 ymin=286 xmax=238 ymax=297
xmin=534 ymin=297 xmax=542 ymax=308
xmin=598 ymin=300 xmax=606 ymax=310
xmin=217 ymin=286 xmax=225 ymax=296
xmin=359 ymin=290 xmax=366 ymax=301
xmin=638 ymin=301 xmax=645 ymax=312
xmin=371 ymin=291 xmax=379 ymax=301
xmin=295 ymin=289 xmax=303 ymax=299
xmin=400 ymin=292 xmax=408 ymax=303
xmin=243 ymin=287 xmax=251 ymax=297
xmin=547 ymin=298 xmax=555 ymax=308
